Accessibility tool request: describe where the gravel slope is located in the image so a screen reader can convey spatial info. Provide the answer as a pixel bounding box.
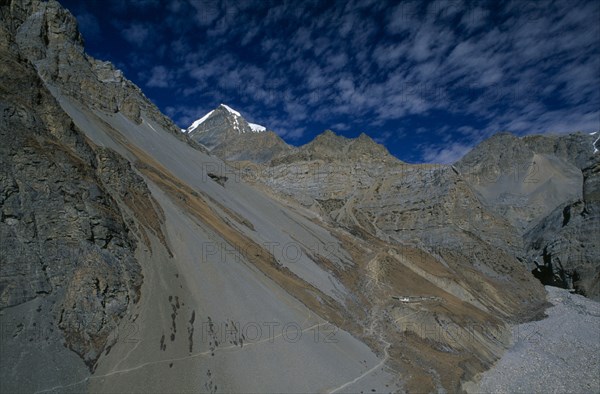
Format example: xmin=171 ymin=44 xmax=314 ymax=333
xmin=465 ymin=286 xmax=600 ymax=393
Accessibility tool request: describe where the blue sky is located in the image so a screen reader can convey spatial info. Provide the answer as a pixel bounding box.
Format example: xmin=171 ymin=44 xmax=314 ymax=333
xmin=60 ymin=0 xmax=599 ymax=163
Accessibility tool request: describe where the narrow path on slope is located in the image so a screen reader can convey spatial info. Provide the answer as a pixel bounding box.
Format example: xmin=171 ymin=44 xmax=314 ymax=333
xmin=327 ymin=307 xmax=396 ymax=394
xmin=33 ymin=320 xmax=330 ymax=394
xmin=327 ymin=339 xmax=391 ymax=394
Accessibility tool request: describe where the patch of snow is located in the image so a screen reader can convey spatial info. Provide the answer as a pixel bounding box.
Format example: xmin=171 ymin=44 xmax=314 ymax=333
xmin=187 ymin=110 xmax=214 ymax=133
xmin=220 ymin=104 xmax=241 ymax=117
xmin=593 ymin=132 xmax=599 ymax=153
xmin=233 ymin=116 xmax=242 ymax=133
xmin=248 ymin=122 xmax=266 ymax=132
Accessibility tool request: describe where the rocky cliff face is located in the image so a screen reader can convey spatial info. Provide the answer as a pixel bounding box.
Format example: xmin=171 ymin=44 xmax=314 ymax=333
xmin=455 ymin=131 xmax=599 ymax=299
xmin=257 ymin=131 xmax=521 ymax=256
xmin=0 ymin=13 xmax=143 ymax=371
xmin=271 ymin=130 xmax=401 ymax=166
xmin=455 ymin=132 xmax=592 ymax=233
xmin=247 ymin=130 xmax=548 ymax=390
xmin=525 ymin=156 xmax=600 ymax=299
xmin=523 ymin=132 xmax=599 ymax=170
xmin=248 ymin=128 xmax=598 ymax=304
xmin=0 ymin=1 xmax=175 ymax=388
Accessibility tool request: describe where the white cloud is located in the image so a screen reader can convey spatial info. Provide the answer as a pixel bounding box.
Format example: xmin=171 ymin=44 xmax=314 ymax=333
xmin=146 ymin=66 xmax=172 ymax=88
xmin=330 ymin=122 xmax=350 ymax=132
xmin=372 ymin=130 xmax=393 ymax=144
xmin=421 ymin=142 xmax=474 ymax=164
xmin=122 ymin=23 xmax=150 ymax=47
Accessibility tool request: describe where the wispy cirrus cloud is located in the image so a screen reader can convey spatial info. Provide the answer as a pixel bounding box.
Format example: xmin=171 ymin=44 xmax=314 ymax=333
xmin=121 ymin=23 xmax=150 ymax=47
xmin=145 ymin=66 xmax=174 ymax=88
xmin=421 ymin=142 xmax=475 ymax=165
xmin=65 ymin=0 xmax=600 ymax=161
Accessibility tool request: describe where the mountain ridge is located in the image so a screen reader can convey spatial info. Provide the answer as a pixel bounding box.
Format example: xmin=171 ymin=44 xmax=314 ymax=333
xmin=186 ymin=103 xmax=598 ymax=167
xmin=186 ymin=104 xmax=402 ymax=166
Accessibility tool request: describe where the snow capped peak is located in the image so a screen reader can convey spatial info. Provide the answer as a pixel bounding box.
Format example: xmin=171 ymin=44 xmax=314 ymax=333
xmin=186 ymin=109 xmax=214 ymax=133
xmin=219 ymin=104 xmax=241 ymax=117
xmin=186 ymin=104 xmax=268 ymax=135
xmin=248 ymin=122 xmax=266 ymax=132
xmin=217 ymin=104 xmax=266 ymax=133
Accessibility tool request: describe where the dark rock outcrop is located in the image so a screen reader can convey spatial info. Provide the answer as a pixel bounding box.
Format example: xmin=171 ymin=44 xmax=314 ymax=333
xmin=525 ymin=156 xmax=600 ymax=299
xmin=1 ymin=0 xmax=145 ymax=370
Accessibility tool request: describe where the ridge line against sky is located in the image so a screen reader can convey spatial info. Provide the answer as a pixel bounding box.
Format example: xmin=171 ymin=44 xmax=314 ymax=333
xmin=61 ymin=0 xmax=599 ymax=163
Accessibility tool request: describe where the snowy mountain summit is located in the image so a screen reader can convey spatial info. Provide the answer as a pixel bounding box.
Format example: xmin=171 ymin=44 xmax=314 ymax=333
xmin=186 ymin=104 xmax=266 ymax=135
xmin=184 ymin=104 xmax=290 ymax=162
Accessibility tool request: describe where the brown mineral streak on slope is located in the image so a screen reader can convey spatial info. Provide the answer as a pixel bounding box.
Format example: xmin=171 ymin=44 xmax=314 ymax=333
xmin=74 ymin=108 xmax=352 ymax=330
xmin=328 ymin=228 xmax=514 ymax=392
xmin=134 ymin=158 xmax=351 ymax=329
xmin=118 ymin=177 xmax=167 ymax=253
xmin=94 ymin=146 xmax=172 ymax=257
xmin=64 ymin=111 xmax=172 ymax=256
xmin=98 ymin=123 xmax=354 ymax=332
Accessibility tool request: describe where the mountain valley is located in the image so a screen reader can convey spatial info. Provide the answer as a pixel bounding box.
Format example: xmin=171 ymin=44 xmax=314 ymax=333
xmin=1 ymin=1 xmax=598 ymax=393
